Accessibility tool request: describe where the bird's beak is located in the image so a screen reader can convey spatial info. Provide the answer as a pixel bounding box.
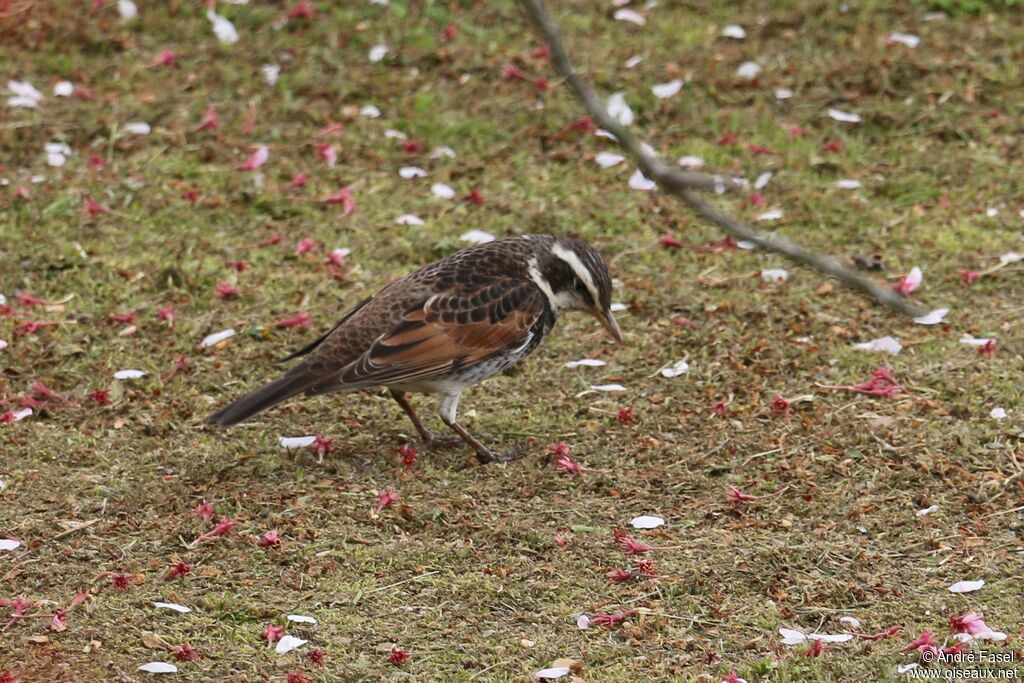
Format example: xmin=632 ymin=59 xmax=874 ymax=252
xmin=594 ymin=307 xmax=624 ymax=343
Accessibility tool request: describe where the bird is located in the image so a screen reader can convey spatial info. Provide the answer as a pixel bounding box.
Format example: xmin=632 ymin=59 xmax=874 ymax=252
xmin=204 ymin=233 xmax=622 ymax=463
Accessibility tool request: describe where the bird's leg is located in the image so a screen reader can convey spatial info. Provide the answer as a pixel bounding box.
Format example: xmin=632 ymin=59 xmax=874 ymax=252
xmin=438 ymin=394 xmax=528 ymax=464
xmin=389 ymin=389 xmax=436 ymax=444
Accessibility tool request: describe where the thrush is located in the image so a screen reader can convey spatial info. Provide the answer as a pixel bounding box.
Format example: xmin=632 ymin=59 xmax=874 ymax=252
xmin=204 ymin=234 xmax=622 ymax=463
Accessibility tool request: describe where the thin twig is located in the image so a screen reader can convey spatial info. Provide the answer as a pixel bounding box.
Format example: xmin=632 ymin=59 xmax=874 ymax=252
xmin=363 ymin=570 xmax=440 ymax=595
xmin=519 ymin=0 xmax=928 ymax=318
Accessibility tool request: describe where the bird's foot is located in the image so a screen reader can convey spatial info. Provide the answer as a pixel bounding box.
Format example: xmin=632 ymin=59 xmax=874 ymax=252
xmin=474 ymin=440 xmax=528 ymax=465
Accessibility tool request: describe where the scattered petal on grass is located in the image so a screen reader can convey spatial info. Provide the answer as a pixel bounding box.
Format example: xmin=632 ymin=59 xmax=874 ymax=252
xmin=628 ymin=170 xmax=656 ymax=190
xmin=839 ymin=616 xmax=861 ymax=628
xmin=576 ymin=614 xmax=590 ymax=629
xmin=124 ymin=121 xmax=151 ymax=135
xmin=651 ymin=79 xmax=683 ymax=98
xmin=0 ymin=539 xmax=21 ymax=551
xmin=754 ymin=171 xmax=773 ymax=189
xmin=368 ymin=45 xmax=388 ymax=62
xmin=237 ymin=145 xmax=269 ymax=171
xmin=624 ymin=55 xmax=642 ymax=68
xmin=275 ymin=635 xmax=308 ymax=654
xmin=200 ymin=329 xmax=235 ymax=348
xmin=948 ymin=580 xmax=984 ymax=593
xmin=779 ymin=628 xmax=807 ymax=645
xmin=609 ymin=303 xmax=627 ymax=312
xmin=280 ymin=436 xmax=317 ymax=449
xmin=761 ymin=268 xmax=788 ymax=283
xmin=757 ymin=209 xmax=783 ymax=222
xmin=287 ymin=614 xmax=317 ymax=624
xmin=261 ymin=63 xmax=280 ymax=86
xmin=775 ymin=87 xmax=793 ymax=100
xmin=916 ymin=504 xmax=939 ymax=517
xmin=207 ymin=10 xmax=239 ymax=44
xmin=431 ymin=183 xmax=456 ymax=199
xmin=959 ymin=334 xmax=994 ymax=348
xmin=913 ymin=308 xmax=948 ymax=325
xmin=399 ymin=166 xmax=427 ymax=179
xmin=395 ymin=214 xmax=424 ymax=225
xmin=613 ymin=8 xmax=645 ymax=25
xmin=721 ymin=24 xmax=746 ymax=39
xmin=660 ymin=360 xmax=689 ymax=378
xmin=114 ymin=370 xmax=146 ymax=380
xmin=54 ymin=81 xmax=73 ymax=97
xmin=8 ymin=79 xmax=44 ymax=108
xmin=736 ymin=61 xmax=761 ymax=80
xmin=460 ymin=230 xmax=494 ymax=245
xmin=853 ymin=337 xmax=902 ymax=355
xmin=138 ymin=662 xmax=177 ymax=674
xmin=990 ymin=407 xmax=1007 ymax=420
xmin=118 ymin=0 xmax=137 ymax=21
xmin=827 ymin=108 xmax=860 ymax=123
xmin=999 ymin=252 xmax=1023 ymax=265
xmin=887 ymin=32 xmax=920 ymax=48
xmin=895 ymin=266 xmax=922 ymax=295
xmin=590 ymin=384 xmax=627 ymax=392
xmin=606 ymin=92 xmax=634 ymax=126
xmin=154 ymin=602 xmax=191 ymax=613
xmin=564 ymin=358 xmax=606 ymax=369
xmin=630 ymin=515 xmax=664 ymax=529
xmin=360 ymin=104 xmax=381 ymax=118
xmin=677 ymin=155 xmax=703 ymax=168
xmin=836 ymin=179 xmax=861 ymax=189
xmin=595 ymin=152 xmax=625 ymax=168
xmin=535 ymin=666 xmax=571 ymax=680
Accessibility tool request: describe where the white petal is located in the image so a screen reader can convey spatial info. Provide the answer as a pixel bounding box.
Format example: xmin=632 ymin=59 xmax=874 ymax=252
xmin=54 ymin=81 xmax=74 ymax=97
xmin=368 ymin=45 xmax=388 ymax=62
xmin=153 ymin=602 xmax=191 ymax=613
xmin=7 ymin=96 xmax=40 ymax=108
xmin=839 ymin=616 xmax=861 ymax=628
xmin=897 ymin=663 xmax=919 ymax=674
xmin=916 ymin=504 xmax=939 ymax=517
xmin=624 ymin=55 xmax=642 ymax=68
xmin=138 ymin=662 xmax=177 ymax=673
xmin=677 ymin=155 xmax=704 ymax=168
xmin=853 ymin=336 xmax=902 ymax=355
xmin=756 ymin=209 xmax=783 ymax=222
xmin=651 ymin=79 xmax=683 ymax=99
xmin=948 ymin=579 xmax=985 ymax=593
xmin=999 ymin=251 xmax=1023 ymax=265
xmin=45 ymin=141 xmax=70 ymax=155
xmin=287 ymin=614 xmax=317 ymax=624
xmin=613 ymin=8 xmax=645 ymax=25
xmin=399 ymin=166 xmax=428 ymax=179
xmin=535 ymin=666 xmax=571 ymax=680
xmin=595 ymin=152 xmax=625 ymax=168
xmin=828 ymin=108 xmax=860 ymax=123
xmin=809 ymin=633 xmax=854 ymax=643
xmin=460 ymin=230 xmax=495 ymax=245
xmin=47 ymin=152 xmax=67 ymax=167
xmin=836 ymin=179 xmax=861 ymax=189
xmin=609 ymin=303 xmax=627 ymax=312
xmin=360 ymin=104 xmax=381 ymax=118
xmin=8 ymin=80 xmax=44 ymax=102
xmin=959 ymin=334 xmax=994 ymax=347
xmin=721 ymin=24 xmax=746 ymax=39
xmin=628 ymin=170 xmax=656 ymax=191
xmin=330 ymin=247 xmax=351 ymax=260
xmin=0 ymin=539 xmax=21 ymax=551
xmin=123 ymin=121 xmax=151 ymax=135
xmin=576 ymin=614 xmax=590 ymax=629
xmin=11 ymin=408 xmax=32 ymax=422
xmin=754 ymin=171 xmax=773 ymax=190
xmin=261 ymin=63 xmax=280 ymax=86
xmin=660 ymin=360 xmax=689 ymax=378
xmin=200 ymin=328 xmax=235 ymax=348
xmin=760 ymin=268 xmax=789 ymax=283
xmin=431 ymin=183 xmax=456 ymax=199
xmin=430 ymin=146 xmax=456 ymax=159
xmin=384 ymin=129 xmax=407 ymax=140
xmin=975 ymin=630 xmax=1007 ymax=641
xmin=913 ymin=308 xmax=948 ymax=325
xmin=114 ymin=369 xmax=146 ymax=379
xmin=594 ymin=129 xmax=617 ymax=140
xmin=986 ymin=207 xmax=999 ymax=218
xmin=206 ymin=10 xmax=239 ymax=44
xmin=590 ymin=384 xmax=627 ymax=392
xmin=395 ymin=214 xmax=424 ymax=226
xmin=775 ymin=87 xmax=794 ymax=100
xmin=0 ymin=340 xmax=7 ymax=350
xmin=779 ymin=627 xmax=807 ymax=645
xmin=274 ymin=634 xmax=308 ymax=654
xmin=990 ymin=407 xmax=1007 ymax=420
xmin=564 ymin=358 xmax=607 ymax=369
xmin=736 ymin=61 xmax=761 ymax=80
xmin=279 ymin=436 xmax=317 ymax=449
xmin=630 ymin=515 xmax=664 ymax=529
xmin=606 ymin=92 xmax=634 ymax=127
xmin=117 ymin=0 xmax=137 ymax=21
xmin=903 ymin=266 xmax=922 ymax=291
xmin=888 ymin=32 xmax=920 ymax=48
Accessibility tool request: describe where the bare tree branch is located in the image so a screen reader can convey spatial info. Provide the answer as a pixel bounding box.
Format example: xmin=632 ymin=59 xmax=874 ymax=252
xmin=520 ymin=0 xmax=928 ymax=318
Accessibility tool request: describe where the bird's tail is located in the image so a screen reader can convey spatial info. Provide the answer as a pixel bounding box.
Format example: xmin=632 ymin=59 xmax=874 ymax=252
xmin=204 ymin=371 xmax=320 ymax=428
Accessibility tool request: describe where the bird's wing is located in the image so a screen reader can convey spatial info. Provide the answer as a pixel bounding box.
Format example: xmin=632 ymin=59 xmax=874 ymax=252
xmin=320 ymin=279 xmax=547 ymax=391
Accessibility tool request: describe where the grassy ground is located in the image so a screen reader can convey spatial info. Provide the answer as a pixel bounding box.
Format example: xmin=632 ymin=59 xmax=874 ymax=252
xmin=2 ymin=1 xmax=1023 ymax=681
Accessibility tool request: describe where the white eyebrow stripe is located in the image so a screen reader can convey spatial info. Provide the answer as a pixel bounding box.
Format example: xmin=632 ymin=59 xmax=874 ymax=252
xmin=528 ymin=257 xmax=574 ymax=313
xmin=551 ymin=243 xmax=600 ymax=307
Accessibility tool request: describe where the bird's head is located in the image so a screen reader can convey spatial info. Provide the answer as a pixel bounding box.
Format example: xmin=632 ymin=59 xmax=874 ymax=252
xmin=531 ymin=237 xmax=623 ymax=343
